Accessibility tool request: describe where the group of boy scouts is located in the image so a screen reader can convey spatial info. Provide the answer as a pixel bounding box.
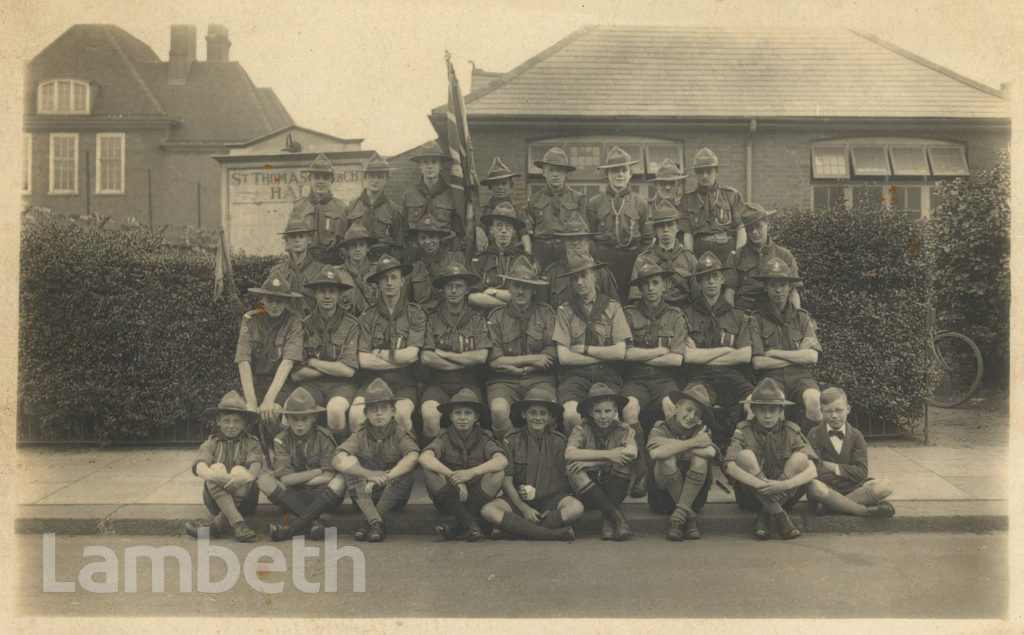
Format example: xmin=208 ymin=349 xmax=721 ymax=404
xmin=187 ymin=141 xmax=896 ymax=545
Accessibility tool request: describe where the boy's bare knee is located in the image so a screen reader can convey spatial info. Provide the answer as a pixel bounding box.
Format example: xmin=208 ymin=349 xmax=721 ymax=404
xmin=623 ymin=397 xmax=641 ymax=423
xmin=256 ymin=472 xmax=278 ymax=492
xmin=807 ymin=479 xmax=828 ymax=500
xmin=561 ymin=497 xmax=585 ymax=521
xmin=786 ymin=451 xmax=810 ymax=472
xmin=735 ymin=449 xmax=760 ymax=472
xmin=688 ymin=455 xmax=708 ymax=471
xmin=869 ymin=479 xmax=894 ymax=501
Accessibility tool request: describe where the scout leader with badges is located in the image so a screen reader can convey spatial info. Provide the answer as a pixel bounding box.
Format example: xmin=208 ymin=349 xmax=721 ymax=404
xmin=269 ymin=216 xmax=325 ymax=316
xmin=748 ymin=257 xmax=823 ymax=432
xmin=724 ymin=203 xmax=802 ymax=312
xmin=290 ymin=153 xmax=347 ymax=266
xmin=468 ymin=201 xmax=541 ymax=312
xmin=235 ymin=274 xmax=305 ymax=456
xmin=335 ymin=223 xmax=380 ymax=317
xmin=346 ymin=153 xmax=403 ymax=260
xmin=648 ymin=158 xmax=693 ymax=252
xmin=406 ymin=214 xmax=467 ymax=313
xmin=478 ymin=156 xmax=528 ymax=254
xmin=484 ymin=257 xmax=557 ymax=440
xmin=525 ymin=146 xmax=588 ymax=268
xmin=540 ymin=212 xmax=619 ymax=310
xmin=420 ymin=262 xmax=493 ymax=443
xmin=586 ymin=145 xmax=654 ymax=293
xmin=627 ymin=198 xmax=699 ymax=309
xmin=479 ymin=386 xmax=580 ymax=542
xmin=402 ymin=140 xmax=464 ymax=253
xmin=289 ymin=266 xmax=360 ymax=440
xmin=682 ymin=147 xmax=746 ymax=263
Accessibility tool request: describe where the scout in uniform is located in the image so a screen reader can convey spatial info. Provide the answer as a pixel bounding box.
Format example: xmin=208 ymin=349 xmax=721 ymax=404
xmin=525 ymin=146 xmax=587 ymax=268
xmin=184 ymin=391 xmax=263 ymax=542
xmin=564 ymin=383 xmax=636 ymax=541
xmin=468 ymin=201 xmax=540 ymax=311
xmin=723 ymin=378 xmax=819 ymax=540
xmin=627 ymin=199 xmax=699 ymax=308
xmin=479 ymin=156 xmax=527 ymax=253
xmin=349 ymin=256 xmax=426 ymax=434
xmin=479 ymin=386 xmax=580 ymax=541
xmin=646 ymin=385 xmax=718 ymax=541
xmin=260 ymin=387 xmax=347 ymax=541
xmin=290 ymin=153 xmax=347 ymax=265
xmin=621 ymin=260 xmax=689 ymax=498
xmin=649 ymin=158 xmax=693 ymax=251
xmin=420 ymin=262 xmax=492 ymax=442
xmin=236 ymin=274 xmax=305 ymax=455
xmin=484 ymin=257 xmax=557 ymax=440
xmin=420 ymin=389 xmax=508 ymax=541
xmin=336 ymin=223 xmax=378 ymax=317
xmin=290 ymin=267 xmax=361 ymax=438
xmin=346 ymin=152 xmax=402 ymax=260
xmin=333 ymin=378 xmax=421 ymax=542
xmin=805 ymin=387 xmax=896 ymax=517
xmin=402 ymin=140 xmax=463 ymax=250
xmin=724 ymin=203 xmax=802 ymax=311
xmin=680 ymin=251 xmax=755 ymax=442
xmin=587 ymin=145 xmax=653 ymax=293
xmin=540 ymin=212 xmax=619 ymax=309
xmin=268 ymin=216 xmax=325 ymax=316
xmin=682 ymin=147 xmax=746 ymax=262
xmin=749 ymin=257 xmax=823 ymax=432
xmin=406 ymin=214 xmax=467 ymax=313
xmin=552 ymin=254 xmax=632 ymax=434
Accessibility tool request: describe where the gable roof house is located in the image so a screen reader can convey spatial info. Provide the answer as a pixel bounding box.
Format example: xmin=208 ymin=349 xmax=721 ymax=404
xmin=407 ymin=25 xmax=1010 ymax=217
xmin=23 ymin=24 xmax=294 ymax=230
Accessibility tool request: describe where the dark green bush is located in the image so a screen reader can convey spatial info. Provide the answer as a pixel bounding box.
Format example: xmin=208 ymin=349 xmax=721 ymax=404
xmin=771 ymin=203 xmax=932 ymax=427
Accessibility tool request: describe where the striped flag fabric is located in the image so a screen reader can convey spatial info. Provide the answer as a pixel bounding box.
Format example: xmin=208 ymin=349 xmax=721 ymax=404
xmin=213 ymin=227 xmax=242 ymax=311
xmin=444 ymin=51 xmax=481 ymax=258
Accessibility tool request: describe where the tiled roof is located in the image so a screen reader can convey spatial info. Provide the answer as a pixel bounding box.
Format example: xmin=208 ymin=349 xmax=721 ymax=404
xmin=454 ymin=25 xmax=1009 ymax=119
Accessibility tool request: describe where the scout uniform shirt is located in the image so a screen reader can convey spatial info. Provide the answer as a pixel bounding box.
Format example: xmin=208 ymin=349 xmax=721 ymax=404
xmin=272 ymin=426 xmax=337 ymax=478
xmin=552 ymin=293 xmax=632 ymax=353
xmin=681 ymin=294 xmax=751 ymax=373
xmin=402 ymin=179 xmax=464 ymax=238
xmin=291 ymin=192 xmax=347 ymax=265
xmin=541 ymin=258 xmax=620 ymax=309
xmin=346 ymin=189 xmax=403 ymax=249
xmin=627 ymin=244 xmax=700 ymax=307
xmin=622 ymin=300 xmax=688 ymax=381
xmin=682 ymin=185 xmax=744 ymax=257
xmin=567 ymin=421 xmax=637 ymax=478
xmin=724 ymin=239 xmax=802 ymax=311
xmin=407 ymin=250 xmax=466 ymax=313
xmin=486 ymin=300 xmax=557 ymax=380
xmin=470 ymin=245 xmax=539 ymax=289
xmin=337 ymin=418 xmax=420 ymax=470
xmin=423 ymin=302 xmax=492 ymax=384
xmin=504 ymin=427 xmax=571 ymax=500
xmin=587 ymin=186 xmax=653 ymax=251
xmin=525 ymin=185 xmax=586 ymax=237
xmin=300 ymin=306 xmax=361 ymax=373
xmin=268 ymin=253 xmax=325 ymax=316
xmin=806 ymin=422 xmax=870 ymax=495
xmin=749 ymin=301 xmax=822 ymax=361
xmin=339 ymin=258 xmax=377 ymax=316
xmin=425 ymin=424 xmax=505 ymax=471
xmin=192 ymin=431 xmax=263 ymax=475
xmin=647 ymin=417 xmax=713 ymax=462
xmin=234 ymin=308 xmax=304 ymax=378
xmin=723 ymin=419 xmax=819 ymax=480
xmin=357 ymin=292 xmax=427 ymax=385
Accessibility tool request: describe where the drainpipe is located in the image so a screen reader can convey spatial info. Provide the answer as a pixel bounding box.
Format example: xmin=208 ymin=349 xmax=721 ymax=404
xmin=745 ymin=119 xmax=757 ymax=201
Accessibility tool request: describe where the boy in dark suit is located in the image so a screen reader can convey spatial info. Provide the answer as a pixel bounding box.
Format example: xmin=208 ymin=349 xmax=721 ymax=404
xmin=805 ymin=387 xmax=896 ymax=517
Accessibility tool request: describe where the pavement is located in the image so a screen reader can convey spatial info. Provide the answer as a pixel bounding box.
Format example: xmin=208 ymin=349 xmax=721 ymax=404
xmin=16 ymin=440 xmax=1007 ymax=537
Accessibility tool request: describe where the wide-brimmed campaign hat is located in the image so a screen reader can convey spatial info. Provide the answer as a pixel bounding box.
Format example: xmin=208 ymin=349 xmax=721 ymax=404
xmin=510 ymin=385 xmax=564 ymax=423
xmin=203 ymin=390 xmax=257 ymax=422
xmin=686 ymin=147 xmax=724 ymax=171
xmin=578 ymin=382 xmax=629 ymax=415
xmin=689 ymin=251 xmax=730 ymax=278
xmin=362 ymin=152 xmax=396 ymax=174
xmin=629 ymin=259 xmax=671 ymax=286
xmin=752 ymin=257 xmax=801 ymax=283
xmin=500 ymin=256 xmax=548 ymax=287
xmin=549 ymin=212 xmax=597 ymax=238
xmin=532 ymin=146 xmax=576 ymax=172
xmin=432 ymin=261 xmax=481 ymax=289
xmin=362 ymin=378 xmax=398 ymax=407
xmin=248 ymin=274 xmax=303 ymax=298
xmin=598 ymin=145 xmax=640 ymax=170
xmin=480 ymin=156 xmax=521 ymax=184
xmin=365 ymin=255 xmax=413 ymax=284
xmin=480 ymin=201 xmax=525 ymax=231
xmin=279 ymin=216 xmax=315 ymax=236
xmin=437 ymin=388 xmax=489 ymax=418
xmin=303 ymin=266 xmax=353 ymax=292
xmin=650 ymin=198 xmax=683 ymax=225
xmin=410 ymin=140 xmax=453 ymax=163
xmin=740 ymin=203 xmax=777 ymax=228
xmin=651 ymin=158 xmax=687 ymax=182
xmin=666 ymin=384 xmax=715 ymax=424
xmin=282 ymin=387 xmax=327 ymax=415
xmin=408 ymin=214 xmax=455 ymax=239
xmin=556 ymin=254 xmax=605 ymax=278
xmin=338 ymin=223 xmax=379 ymax=249
xmin=741 ymin=378 xmax=795 ymax=407
xmin=301 ymin=153 xmax=335 ymax=176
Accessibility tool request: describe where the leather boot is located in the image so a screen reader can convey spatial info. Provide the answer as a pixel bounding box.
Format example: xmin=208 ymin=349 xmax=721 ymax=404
xmin=611 ymin=510 xmax=633 ymax=541
xmin=773 ymin=511 xmax=801 ymax=540
xmin=753 ymin=512 xmax=771 ymax=540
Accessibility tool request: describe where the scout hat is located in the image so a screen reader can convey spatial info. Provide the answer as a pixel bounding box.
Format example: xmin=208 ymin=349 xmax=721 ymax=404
xmin=248 ymin=273 xmax=303 ymax=298
xmin=362 ymin=152 xmax=396 ymax=174
xmin=690 ymin=251 xmax=729 ymax=278
xmin=410 ymin=140 xmax=452 ymax=163
xmin=480 ymin=156 xmax=521 ymax=184
xmin=556 ymin=253 xmax=605 ymax=278
xmin=282 ymin=387 xmax=326 ymax=415
xmin=279 ymin=216 xmax=315 ymax=235
xmin=338 ymin=223 xmax=379 ymax=249
xmin=480 ymin=201 xmax=525 ymax=231
xmin=510 ymin=385 xmax=564 ymax=423
xmin=687 ymin=147 xmax=724 ymax=171
xmin=303 ymin=266 xmax=353 ymax=291
xmin=666 ymin=384 xmax=715 ymax=424
xmin=365 ymin=254 xmax=413 ymax=284
xmin=598 ymin=145 xmax=640 ymax=170
xmin=500 ymin=256 xmax=548 ymax=287
xmin=753 ymin=257 xmax=801 ymax=283
xmin=408 ymin=214 xmax=455 ymax=239
xmin=578 ymin=382 xmax=629 ymax=416
xmin=651 ymin=158 xmax=687 ymax=182
xmin=650 ymin=198 xmax=683 ymax=225
xmin=629 ymin=258 xmax=671 ymax=286
xmin=741 ymin=378 xmax=795 ymax=407
xmin=362 ymin=377 xmax=398 ymax=407
xmin=432 ymin=260 xmax=481 ymax=289
xmin=532 ymin=146 xmax=576 ymax=172
xmin=203 ymin=390 xmax=257 ymax=423
xmin=740 ymin=202 xmax=777 ymax=228
xmin=549 ymin=212 xmax=597 ymax=238
xmin=302 ymin=153 xmax=335 ymax=176
xmin=437 ymin=388 xmax=489 ymax=418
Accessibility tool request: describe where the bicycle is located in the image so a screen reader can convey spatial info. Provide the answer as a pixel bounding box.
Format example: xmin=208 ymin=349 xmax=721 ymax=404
xmin=925 ymin=308 xmax=984 ymax=408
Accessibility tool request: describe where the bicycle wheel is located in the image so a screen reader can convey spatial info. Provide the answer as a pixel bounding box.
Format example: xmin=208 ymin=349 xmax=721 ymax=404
xmin=926 ymin=331 xmax=984 ymax=408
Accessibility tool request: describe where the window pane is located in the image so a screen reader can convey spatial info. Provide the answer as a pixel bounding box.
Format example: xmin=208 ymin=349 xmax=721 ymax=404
xmin=928 ymin=146 xmax=969 ymax=176
xmin=568 ymin=143 xmax=601 ymax=169
xmin=51 ymin=135 xmax=76 ymax=192
xmin=852 ymin=185 xmax=885 ymax=207
xmin=850 ymin=146 xmax=891 ymax=176
xmin=813 ymin=185 xmax=845 ymax=209
xmin=812 ymin=146 xmax=849 ymax=178
xmin=646 ymin=143 xmax=683 ymax=173
xmin=73 ymin=82 xmax=87 ymax=113
xmin=888 ymin=185 xmax=922 ymax=218
xmin=98 ymin=135 xmax=123 ymax=192
xmin=57 ymin=81 xmax=71 ymax=113
xmin=889 ymin=146 xmax=929 ymax=176
xmin=40 ymin=83 xmax=55 ymax=113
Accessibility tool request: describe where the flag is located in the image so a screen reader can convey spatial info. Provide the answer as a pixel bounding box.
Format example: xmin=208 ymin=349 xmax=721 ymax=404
xmin=213 ymin=227 xmax=242 ymax=311
xmin=445 ymin=51 xmax=481 ymax=259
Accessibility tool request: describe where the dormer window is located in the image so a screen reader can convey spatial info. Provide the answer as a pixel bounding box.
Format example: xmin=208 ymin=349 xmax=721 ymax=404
xmin=38 ymin=80 xmax=90 ymax=114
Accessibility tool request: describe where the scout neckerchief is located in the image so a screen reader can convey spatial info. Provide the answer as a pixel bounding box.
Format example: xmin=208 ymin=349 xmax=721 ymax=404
xmin=586 ymin=420 xmax=620 ymax=479
xmin=376 ymin=292 xmax=408 ymax=351
xmin=541 ymin=185 xmax=573 ymax=227
xmin=285 ymin=251 xmax=317 ymax=280
xmin=213 ymin=430 xmax=244 ymax=468
xmin=307 ymin=306 xmax=346 ymax=361
xmin=693 ymin=293 xmax=732 ymax=348
xmin=605 ymin=185 xmax=637 ymax=247
xmin=448 ymin=423 xmax=483 ymax=467
xmin=365 ymin=418 xmax=399 ymax=467
xmin=504 ymin=299 xmax=534 ymax=354
xmin=635 ymin=299 xmax=669 ymax=347
xmin=518 ymin=426 xmax=563 ymax=496
xmin=287 ymin=427 xmax=318 ymax=471
xmin=568 ymin=291 xmax=612 ymax=347
xmin=664 ymin=413 xmax=703 ymax=440
xmin=695 ymin=184 xmax=721 ymax=221
xmin=760 ymin=298 xmax=794 ymax=328
xmin=437 ymin=300 xmax=474 ymax=351
xmin=480 ymin=244 xmax=521 ymax=285
xmin=751 ymin=421 xmax=789 ymax=479
xmin=344 ymin=257 xmax=374 ymax=307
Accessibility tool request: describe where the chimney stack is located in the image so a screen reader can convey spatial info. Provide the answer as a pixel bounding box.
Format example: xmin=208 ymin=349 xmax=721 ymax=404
xmin=206 ymin=24 xmax=231 ymax=62
xmin=168 ymin=24 xmax=196 ymax=85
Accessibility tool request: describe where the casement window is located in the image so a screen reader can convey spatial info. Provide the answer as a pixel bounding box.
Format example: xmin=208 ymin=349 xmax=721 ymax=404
xmin=38 ymin=80 xmax=90 ymax=114
xmin=22 ymin=134 xmax=31 ymax=194
xmin=49 ymin=133 xmax=78 ymax=194
xmin=95 ymin=133 xmax=125 ymax=194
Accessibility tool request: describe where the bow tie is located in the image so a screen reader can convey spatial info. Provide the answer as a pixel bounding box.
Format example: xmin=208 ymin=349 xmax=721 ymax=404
xmin=828 ymin=430 xmax=845 ymax=440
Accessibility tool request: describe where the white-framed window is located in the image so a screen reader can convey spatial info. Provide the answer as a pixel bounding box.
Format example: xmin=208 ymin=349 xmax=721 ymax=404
xmin=38 ymin=80 xmax=90 ymax=115
xmin=850 ymin=145 xmax=891 ymax=176
xmin=48 ymin=133 xmax=78 ymax=194
xmin=889 ymin=145 xmax=930 ymax=176
xmin=811 ymin=146 xmax=849 ymax=179
xmin=22 ymin=134 xmax=31 ymax=194
xmin=927 ymin=146 xmax=969 ymax=176
xmin=95 ymin=133 xmax=125 ymax=194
